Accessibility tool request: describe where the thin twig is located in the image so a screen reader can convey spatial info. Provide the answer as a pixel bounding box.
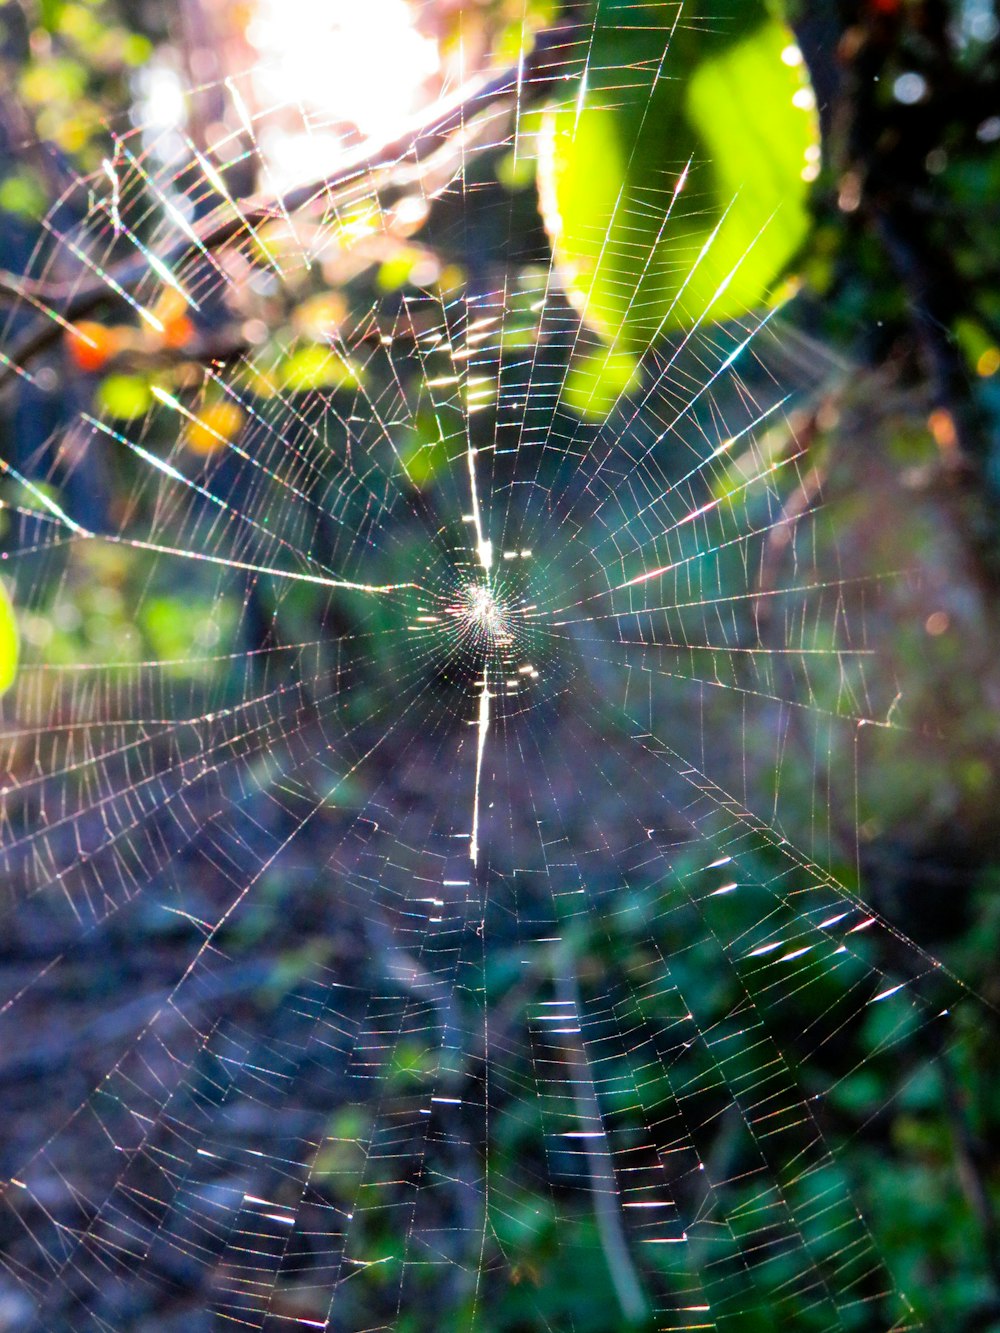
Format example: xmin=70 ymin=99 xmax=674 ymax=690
xmin=554 ymin=949 xmax=648 ymax=1326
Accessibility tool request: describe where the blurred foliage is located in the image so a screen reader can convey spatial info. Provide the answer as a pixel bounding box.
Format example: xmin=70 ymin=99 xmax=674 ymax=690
xmin=0 ymin=0 xmax=151 ymax=176
xmin=0 ymin=0 xmax=999 ymax=1331
xmin=0 ymin=578 xmax=18 ymax=694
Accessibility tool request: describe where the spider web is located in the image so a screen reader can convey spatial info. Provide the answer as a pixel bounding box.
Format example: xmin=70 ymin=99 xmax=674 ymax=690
xmin=0 ymin=6 xmax=984 ymax=1331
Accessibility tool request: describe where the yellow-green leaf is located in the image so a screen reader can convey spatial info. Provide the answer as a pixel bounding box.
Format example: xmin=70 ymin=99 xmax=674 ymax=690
xmin=538 ymin=0 xmax=819 ymax=416
xmin=279 ymin=345 xmax=362 ymax=394
xmin=97 ymin=373 xmax=152 ymax=420
xmin=0 ymin=580 xmax=19 ymax=696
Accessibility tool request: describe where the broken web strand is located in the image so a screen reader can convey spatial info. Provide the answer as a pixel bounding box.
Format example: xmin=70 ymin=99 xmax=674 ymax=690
xmin=0 ymin=12 xmax=985 ymax=1333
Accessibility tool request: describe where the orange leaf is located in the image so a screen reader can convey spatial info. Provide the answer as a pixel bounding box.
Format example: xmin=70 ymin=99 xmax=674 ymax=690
xmin=185 ymin=401 xmax=245 ymax=454
xmin=66 ymin=321 xmax=122 ymax=373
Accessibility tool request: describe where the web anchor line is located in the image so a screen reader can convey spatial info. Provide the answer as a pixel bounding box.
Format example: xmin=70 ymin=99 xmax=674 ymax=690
xmin=0 ymin=453 xmax=417 ymax=598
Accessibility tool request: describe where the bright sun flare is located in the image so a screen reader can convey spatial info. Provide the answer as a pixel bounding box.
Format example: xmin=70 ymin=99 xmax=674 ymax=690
xmin=246 ymin=0 xmax=440 ymax=188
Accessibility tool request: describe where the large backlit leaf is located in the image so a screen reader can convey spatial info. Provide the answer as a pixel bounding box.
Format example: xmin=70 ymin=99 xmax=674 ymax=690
xmin=0 ymin=580 xmax=18 ymax=696
xmin=538 ymin=0 xmax=819 ymax=414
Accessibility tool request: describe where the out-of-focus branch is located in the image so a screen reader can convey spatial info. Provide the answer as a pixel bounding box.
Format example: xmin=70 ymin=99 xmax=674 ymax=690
xmin=817 ymin=1 xmax=1000 ymax=608
xmin=0 ymin=17 xmax=581 ymax=389
xmin=829 ymin=3 xmax=997 ymax=472
xmin=553 ymin=950 xmax=649 ymax=1327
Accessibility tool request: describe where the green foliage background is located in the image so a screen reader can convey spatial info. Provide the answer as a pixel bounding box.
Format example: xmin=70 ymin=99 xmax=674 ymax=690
xmin=0 ymin=0 xmax=999 ymax=1329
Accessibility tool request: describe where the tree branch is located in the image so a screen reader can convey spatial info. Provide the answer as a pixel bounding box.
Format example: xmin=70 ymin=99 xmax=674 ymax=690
xmin=0 ymin=19 xmax=579 ymax=389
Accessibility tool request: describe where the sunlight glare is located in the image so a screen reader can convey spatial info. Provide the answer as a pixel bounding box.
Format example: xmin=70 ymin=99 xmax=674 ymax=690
xmin=246 ymin=0 xmax=440 ymax=188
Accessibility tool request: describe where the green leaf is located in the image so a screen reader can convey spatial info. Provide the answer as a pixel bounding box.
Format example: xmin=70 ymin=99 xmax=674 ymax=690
xmin=97 ymin=373 xmax=151 ymax=419
xmin=278 ymin=344 xmax=362 ymax=393
xmin=561 ymin=343 xmax=642 ymax=418
xmin=538 ymin=0 xmax=819 ymax=415
xmin=399 ymin=410 xmax=454 ymax=489
xmin=0 ymin=580 xmax=18 ymax=696
xmin=0 ymin=170 xmax=47 ymax=220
